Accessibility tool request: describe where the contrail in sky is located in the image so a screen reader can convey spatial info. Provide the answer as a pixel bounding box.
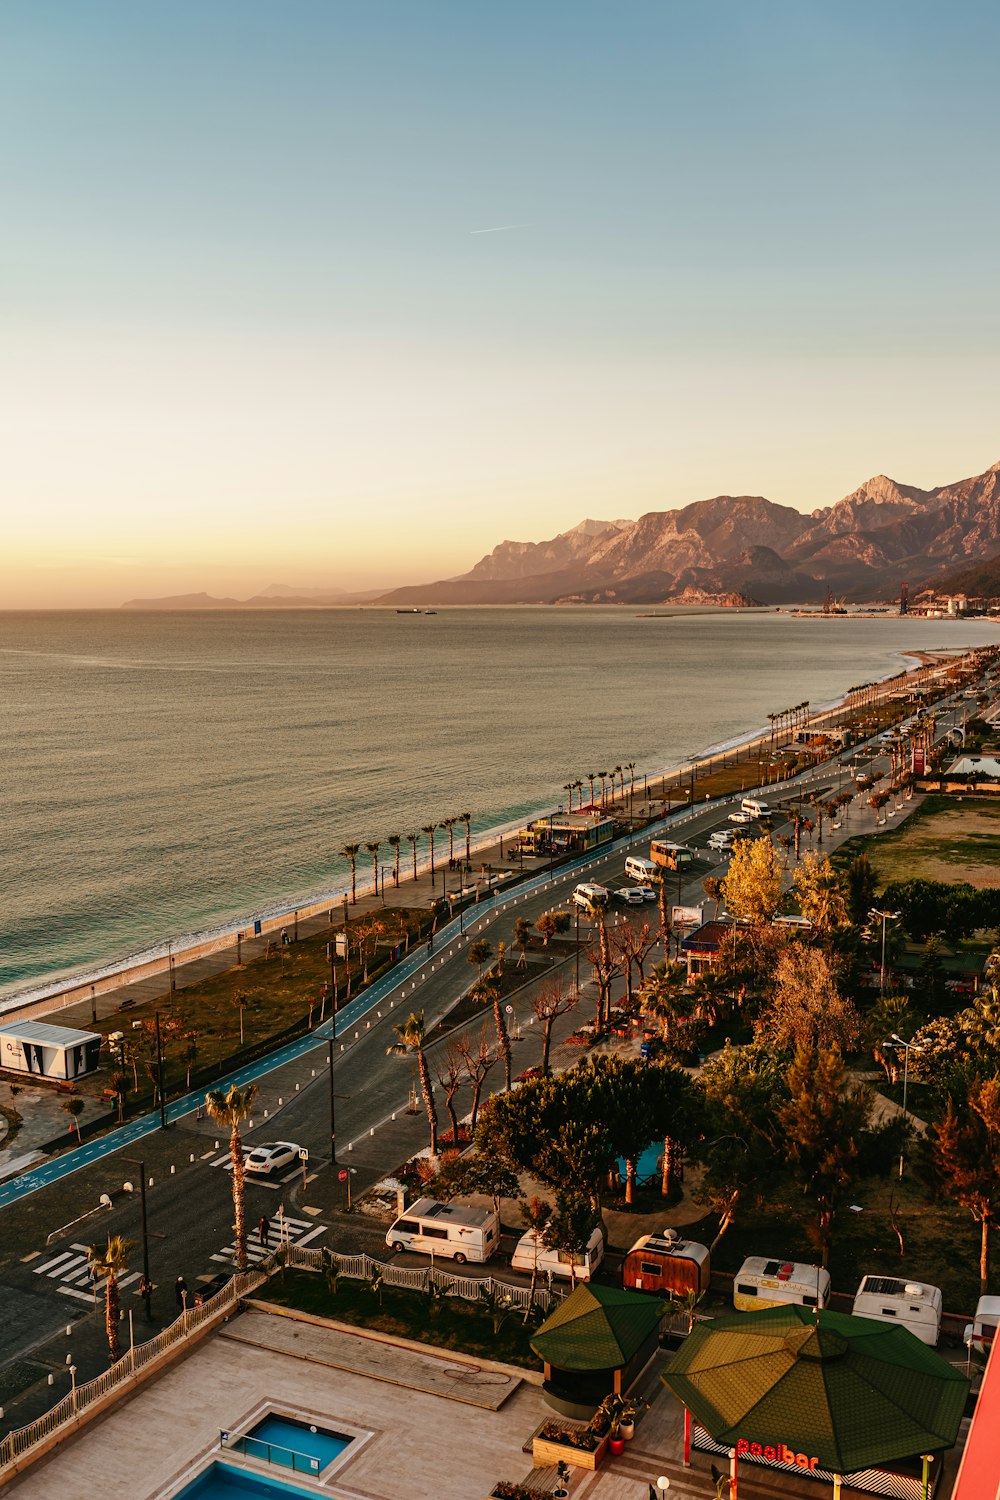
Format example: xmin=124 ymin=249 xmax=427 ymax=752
xmin=470 ymin=224 xmax=524 ymax=234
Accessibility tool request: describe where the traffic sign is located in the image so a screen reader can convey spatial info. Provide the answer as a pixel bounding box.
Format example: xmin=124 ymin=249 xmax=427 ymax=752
xmin=298 ymin=1148 xmax=309 ymax=1162
xmin=505 ymin=1004 xmax=513 ymax=1014
xmin=338 ymin=1168 xmax=348 ymax=1182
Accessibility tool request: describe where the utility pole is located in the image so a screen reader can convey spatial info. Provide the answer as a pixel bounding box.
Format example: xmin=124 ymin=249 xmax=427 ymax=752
xmin=154 ymin=1011 xmax=167 ymax=1130
xmin=123 ymin=1157 xmax=152 ymax=1321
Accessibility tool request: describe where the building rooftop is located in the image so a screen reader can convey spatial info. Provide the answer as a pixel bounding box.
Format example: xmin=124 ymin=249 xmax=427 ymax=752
xmin=0 ymin=1020 xmax=101 ymax=1049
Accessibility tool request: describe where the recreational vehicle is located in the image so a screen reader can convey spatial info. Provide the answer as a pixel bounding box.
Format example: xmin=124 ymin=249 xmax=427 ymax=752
xmin=385 ymin=1197 xmax=499 ymax=1264
xmin=968 ymin=1295 xmax=1000 ymax=1355
xmin=733 ymin=1257 xmax=831 ymax=1312
xmin=740 ymin=798 xmax=771 ymax=819
xmin=510 ymin=1225 xmax=604 ymax=1282
xmin=851 ymin=1275 xmax=942 ymax=1347
xmin=622 ymin=1230 xmax=711 ymax=1299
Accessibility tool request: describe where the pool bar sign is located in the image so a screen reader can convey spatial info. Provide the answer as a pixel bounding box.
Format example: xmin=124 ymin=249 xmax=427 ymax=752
xmin=736 ymin=1437 xmax=819 ymax=1471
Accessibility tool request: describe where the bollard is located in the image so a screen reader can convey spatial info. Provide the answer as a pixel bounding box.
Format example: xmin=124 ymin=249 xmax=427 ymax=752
xmin=392 ymin=1112 xmax=396 ymax=1120
xmin=190 ymin=1153 xmax=195 ymax=1162
xmin=278 ymin=1098 xmax=283 ymax=1106
xmin=264 ymin=1109 xmax=269 ymax=1118
xmin=370 ymin=1127 xmax=374 ymax=1136
xmin=341 ymin=1043 xmax=345 ymax=1051
xmin=295 ymin=1083 xmax=300 ymax=1092
xmin=215 ymin=1141 xmax=220 ymax=1149
xmin=170 ymin=1165 xmax=175 ymax=1175
xmin=348 ymin=1142 xmax=352 ymax=1151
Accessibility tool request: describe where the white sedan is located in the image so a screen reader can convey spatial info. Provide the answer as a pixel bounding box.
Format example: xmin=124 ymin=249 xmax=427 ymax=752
xmin=614 ymin=886 xmax=648 ymax=906
xmin=245 ymin=1141 xmax=302 ymax=1176
xmin=728 ymin=810 xmax=753 ymax=824
xmin=635 ymin=885 xmax=659 ymax=903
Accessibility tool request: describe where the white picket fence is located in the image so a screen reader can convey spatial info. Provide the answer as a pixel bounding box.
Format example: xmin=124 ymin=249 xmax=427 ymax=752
xmin=0 ymin=1267 xmax=267 ymax=1475
xmin=285 ymin=1244 xmax=564 ymax=1313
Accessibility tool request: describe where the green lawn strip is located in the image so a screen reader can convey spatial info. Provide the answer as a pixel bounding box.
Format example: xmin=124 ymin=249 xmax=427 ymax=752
xmin=258 ymin=1268 xmax=541 ymax=1369
xmin=832 ymin=796 xmax=1000 ymax=887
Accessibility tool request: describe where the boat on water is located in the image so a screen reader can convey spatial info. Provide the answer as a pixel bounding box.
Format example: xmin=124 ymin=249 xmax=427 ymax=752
xmin=396 ymin=608 xmax=423 ymax=614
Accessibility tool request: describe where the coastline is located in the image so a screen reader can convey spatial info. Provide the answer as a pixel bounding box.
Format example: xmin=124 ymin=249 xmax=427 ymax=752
xmin=2 ymin=643 xmax=962 ymax=1021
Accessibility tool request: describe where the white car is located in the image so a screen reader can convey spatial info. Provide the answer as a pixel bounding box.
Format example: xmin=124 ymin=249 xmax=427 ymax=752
xmin=707 ymin=832 xmax=734 ymax=852
xmin=635 ymin=885 xmax=659 ymax=903
xmin=614 ymin=886 xmax=647 ymax=906
xmin=728 ymin=810 xmax=753 ymax=824
xmin=245 ymin=1141 xmax=302 ymax=1176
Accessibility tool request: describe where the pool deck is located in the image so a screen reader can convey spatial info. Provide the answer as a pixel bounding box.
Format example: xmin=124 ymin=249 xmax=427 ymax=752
xmin=221 ymin=1304 xmax=524 ymax=1410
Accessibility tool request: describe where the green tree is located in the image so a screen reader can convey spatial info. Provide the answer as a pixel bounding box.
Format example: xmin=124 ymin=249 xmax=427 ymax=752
xmin=694 ymin=1042 xmax=786 ymax=1249
xmin=845 ymin=854 xmax=878 ymax=926
xmin=638 ymin=961 xmax=693 ymax=1043
xmin=932 ymin=1077 xmax=1000 ymax=1294
xmin=365 ymin=839 xmax=381 ymax=893
xmin=205 ymin=1082 xmax=259 ymax=1271
xmin=387 ymin=833 xmax=402 ymax=887
xmin=432 ymin=1150 xmax=523 ymax=1217
xmin=535 ymin=912 xmax=558 ymax=947
xmin=475 ymin=1072 xmax=615 ymax=1220
xmin=777 ymin=1044 xmax=873 ymax=1267
xmin=791 ymin=852 xmax=850 ymax=938
xmin=468 ymin=938 xmax=493 ymax=981
xmin=63 ymin=1096 xmax=85 ymax=1141
xmin=472 ymin=972 xmax=512 ymax=1091
xmin=421 ymin=823 xmax=437 ymax=881
xmin=513 ymin=917 xmax=532 ymax=968
xmin=720 ymin=837 xmax=783 ymax=926
xmin=390 ymin=1010 xmax=438 ymax=1154
xmin=543 ymin=1190 xmax=598 ymax=1288
xmin=87 ymin=1234 xmax=134 ymax=1363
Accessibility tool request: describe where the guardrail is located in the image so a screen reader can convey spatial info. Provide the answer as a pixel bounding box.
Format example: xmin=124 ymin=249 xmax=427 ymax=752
xmin=0 ymin=1267 xmax=267 ymax=1477
xmin=284 ymin=1243 xmax=564 ymax=1314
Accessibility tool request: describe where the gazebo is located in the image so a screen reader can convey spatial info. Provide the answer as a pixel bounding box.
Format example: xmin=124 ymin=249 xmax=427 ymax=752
xmin=531 ymin=1283 xmax=666 ymax=1420
xmin=662 ymin=1304 xmax=968 ymax=1499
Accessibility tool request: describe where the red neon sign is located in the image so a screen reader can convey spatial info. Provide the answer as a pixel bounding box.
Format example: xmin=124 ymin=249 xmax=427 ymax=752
xmin=736 ymin=1438 xmax=819 ymax=1470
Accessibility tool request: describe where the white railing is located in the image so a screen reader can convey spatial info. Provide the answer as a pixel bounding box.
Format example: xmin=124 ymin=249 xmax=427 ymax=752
xmin=285 ymin=1244 xmax=563 ymax=1313
xmin=0 ymin=1267 xmax=267 ymax=1475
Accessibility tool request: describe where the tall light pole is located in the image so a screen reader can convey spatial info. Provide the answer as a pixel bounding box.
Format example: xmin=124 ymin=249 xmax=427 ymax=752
xmin=122 ymin=1157 xmax=152 ymax=1320
xmin=870 ymin=909 xmax=901 ymax=995
xmin=883 ymin=1034 xmax=924 ymax=1179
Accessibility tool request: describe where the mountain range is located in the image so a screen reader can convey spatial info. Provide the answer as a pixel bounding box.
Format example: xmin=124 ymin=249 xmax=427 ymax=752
xmin=377 ymin=459 xmax=1000 ymax=607
xmin=121 ymin=459 xmax=1000 ymax=609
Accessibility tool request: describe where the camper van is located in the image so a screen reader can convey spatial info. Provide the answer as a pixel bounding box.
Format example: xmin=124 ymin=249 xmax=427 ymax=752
xmin=851 ymin=1275 xmax=942 ymax=1347
xmin=385 ymin=1197 xmax=499 ymax=1264
xmin=650 ymin=840 xmax=694 ymax=871
xmin=622 ymin=1230 xmax=711 ymax=1299
xmin=968 ymin=1295 xmax=1000 ymax=1355
xmin=733 ymin=1257 xmax=831 ymax=1312
xmin=510 ymin=1225 xmax=604 ymax=1282
xmin=740 ymin=798 xmax=771 ymax=820
xmin=625 ymin=855 xmax=658 ymax=884
xmin=573 ymin=882 xmax=610 ymax=913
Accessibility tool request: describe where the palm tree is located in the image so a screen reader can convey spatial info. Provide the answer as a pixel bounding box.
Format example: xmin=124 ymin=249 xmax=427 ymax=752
xmin=340 ymin=843 xmax=361 ymax=904
xmin=639 ymin=961 xmax=693 ymax=1041
xmin=407 ymin=832 xmax=419 ymax=881
xmin=586 ymin=772 xmax=596 ymax=807
xmin=598 ymin=770 xmax=608 ymax=807
xmin=390 ymin=1011 xmax=438 ymax=1154
xmin=612 ymin=764 xmax=623 ymax=800
xmin=572 ymin=779 xmax=584 ymax=812
xmin=366 ymin=839 xmax=381 ymax=894
xmin=460 ymin=811 xmax=472 ymax=865
xmin=87 ymin=1234 xmax=134 ymax=1362
xmin=205 ymin=1082 xmax=258 ymax=1271
xmin=442 ymin=816 xmax=457 ymax=863
xmin=387 ymin=833 xmax=402 ymax=887
xmin=472 ymin=974 xmax=512 ymax=1091
xmin=421 ymin=824 xmax=437 ymax=882
xmin=563 ymin=782 xmax=574 ymax=812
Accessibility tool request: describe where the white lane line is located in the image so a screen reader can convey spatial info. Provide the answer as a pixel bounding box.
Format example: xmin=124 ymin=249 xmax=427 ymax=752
xmin=33 ymin=1250 xmax=78 ymax=1276
xmin=58 ymin=1287 xmax=97 ymax=1305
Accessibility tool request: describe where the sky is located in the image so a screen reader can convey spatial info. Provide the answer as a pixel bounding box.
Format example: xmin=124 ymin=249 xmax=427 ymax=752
xmin=3 ymin=1 xmax=999 ymax=606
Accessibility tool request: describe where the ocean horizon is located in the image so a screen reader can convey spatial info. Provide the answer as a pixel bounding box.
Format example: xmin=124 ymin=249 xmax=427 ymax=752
xmin=4 ymin=606 xmax=999 ymax=1005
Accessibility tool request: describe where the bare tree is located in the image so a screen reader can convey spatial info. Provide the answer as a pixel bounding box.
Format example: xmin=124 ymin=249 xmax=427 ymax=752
xmin=435 ymin=1044 xmax=465 ymax=1147
xmin=531 ymin=980 xmax=581 ymax=1075
xmin=454 ymin=1025 xmax=497 ymax=1133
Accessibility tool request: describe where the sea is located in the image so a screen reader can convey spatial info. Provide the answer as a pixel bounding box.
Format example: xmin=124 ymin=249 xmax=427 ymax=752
xmin=3 ymin=607 xmax=998 ymax=1005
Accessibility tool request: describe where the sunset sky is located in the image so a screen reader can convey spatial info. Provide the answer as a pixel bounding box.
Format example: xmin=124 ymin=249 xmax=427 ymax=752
xmin=4 ymin=1 xmax=999 ymax=606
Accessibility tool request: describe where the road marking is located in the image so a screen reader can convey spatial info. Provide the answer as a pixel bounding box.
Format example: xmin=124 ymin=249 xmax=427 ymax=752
xmin=20 ymin=1250 xmax=42 ymax=1264
xmin=34 ymin=1241 xmax=141 ymax=1302
xmin=210 ymin=1215 xmax=325 ymax=1267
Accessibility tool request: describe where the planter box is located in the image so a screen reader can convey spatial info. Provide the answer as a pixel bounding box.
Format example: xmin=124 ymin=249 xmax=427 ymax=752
xmin=533 ymin=1433 xmax=608 ymax=1472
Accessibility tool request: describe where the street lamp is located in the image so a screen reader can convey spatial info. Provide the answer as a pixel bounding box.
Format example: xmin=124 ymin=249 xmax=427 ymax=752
xmin=122 ymin=1158 xmax=152 ymax=1320
xmin=66 ymin=1358 xmax=77 ymax=1414
xmin=883 ymin=1034 xmax=924 ymax=1178
xmin=869 ymin=909 xmax=901 ymax=995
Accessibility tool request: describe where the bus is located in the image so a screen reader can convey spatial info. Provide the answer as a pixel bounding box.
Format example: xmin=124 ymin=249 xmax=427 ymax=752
xmin=650 ymin=840 xmax=694 ymax=871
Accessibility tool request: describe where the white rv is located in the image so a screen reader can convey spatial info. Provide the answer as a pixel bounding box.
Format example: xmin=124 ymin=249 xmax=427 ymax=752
xmin=851 ymin=1275 xmax=942 ymax=1346
xmin=510 ymin=1225 xmax=604 ymax=1282
xmin=733 ymin=1257 xmax=830 ymax=1312
xmin=740 ymin=798 xmax=771 ymax=819
xmin=624 ymin=855 xmax=658 ymax=884
xmin=969 ymin=1295 xmax=1000 ymax=1356
xmin=385 ymin=1197 xmax=499 ymax=1264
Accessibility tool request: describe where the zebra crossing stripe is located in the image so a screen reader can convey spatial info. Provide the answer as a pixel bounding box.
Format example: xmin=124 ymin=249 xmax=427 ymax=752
xmin=34 ymin=1249 xmax=80 ymax=1277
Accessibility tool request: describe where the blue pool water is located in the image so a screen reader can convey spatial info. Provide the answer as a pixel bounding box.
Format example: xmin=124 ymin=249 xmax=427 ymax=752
xmin=245 ymin=1415 xmax=350 ymax=1471
xmin=618 ymin=1142 xmax=661 ymax=1182
xmin=172 ymin=1462 xmax=319 ymax=1499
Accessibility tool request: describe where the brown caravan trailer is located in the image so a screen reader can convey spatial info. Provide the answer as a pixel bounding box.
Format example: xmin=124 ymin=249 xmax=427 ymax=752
xmin=622 ymin=1230 xmax=710 ymax=1299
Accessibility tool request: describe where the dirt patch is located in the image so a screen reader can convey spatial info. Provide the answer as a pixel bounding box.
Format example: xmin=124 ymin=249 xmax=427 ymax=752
xmin=846 ymin=796 xmax=1000 ymax=889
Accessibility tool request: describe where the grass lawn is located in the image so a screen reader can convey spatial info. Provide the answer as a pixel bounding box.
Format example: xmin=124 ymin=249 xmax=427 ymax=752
xmin=834 ymin=794 xmax=1000 ymax=889
xmin=258 ymin=1267 xmax=542 ymax=1369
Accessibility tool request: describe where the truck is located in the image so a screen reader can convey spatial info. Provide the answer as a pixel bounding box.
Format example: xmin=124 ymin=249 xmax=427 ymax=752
xmin=733 ymin=1257 xmax=831 ymax=1312
xmin=622 ymin=1229 xmax=710 ymax=1300
xmin=385 ymin=1197 xmax=499 ymax=1264
xmin=851 ymin=1274 xmax=942 ymax=1347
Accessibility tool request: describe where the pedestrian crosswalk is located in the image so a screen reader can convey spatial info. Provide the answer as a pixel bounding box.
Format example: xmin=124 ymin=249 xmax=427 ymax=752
xmin=211 ymin=1214 xmax=326 ymax=1268
xmin=32 ymin=1243 xmax=141 ymax=1305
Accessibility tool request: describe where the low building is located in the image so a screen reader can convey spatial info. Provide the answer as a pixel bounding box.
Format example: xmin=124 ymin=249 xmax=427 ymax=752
xmin=947 ymin=754 xmax=1000 ymax=779
xmin=516 ymin=810 xmax=614 ymax=856
xmin=0 ymin=1020 xmax=101 ymax=1080
xmin=680 ymin=920 xmax=734 ymax=979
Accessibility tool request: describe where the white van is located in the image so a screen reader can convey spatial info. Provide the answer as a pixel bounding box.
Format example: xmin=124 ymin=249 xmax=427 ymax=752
xmin=733 ymin=1257 xmax=831 ymax=1312
xmin=851 ymin=1274 xmax=942 ymax=1347
xmin=385 ymin=1197 xmax=499 ymax=1264
xmin=740 ymin=798 xmax=771 ymax=819
xmin=625 ymin=856 xmax=658 ymax=884
xmin=510 ymin=1225 xmax=604 ymax=1282
xmin=573 ymin=883 xmax=610 ymax=913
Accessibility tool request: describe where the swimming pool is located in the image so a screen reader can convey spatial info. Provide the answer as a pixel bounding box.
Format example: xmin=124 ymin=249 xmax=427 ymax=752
xmin=240 ymin=1414 xmax=350 ymax=1472
xmin=618 ymin=1142 xmax=661 ymax=1182
xmin=170 ymin=1462 xmax=320 ymax=1499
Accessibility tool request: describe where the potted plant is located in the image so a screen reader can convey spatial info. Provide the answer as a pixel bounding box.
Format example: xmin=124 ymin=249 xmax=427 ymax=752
xmin=554 ymin=1460 xmax=570 ymax=1498
xmin=596 ymin=1393 xmax=638 ymax=1454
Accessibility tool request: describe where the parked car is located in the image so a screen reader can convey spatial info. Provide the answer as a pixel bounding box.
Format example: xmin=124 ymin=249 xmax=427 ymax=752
xmin=634 ymin=885 xmax=659 ymax=903
xmin=193 ymin=1272 xmax=233 ymax=1306
xmin=614 ymin=886 xmax=647 ymax=906
xmin=245 ymin=1141 xmax=302 ymax=1176
xmin=728 ymin=810 xmax=753 ymax=824
xmin=707 ymin=831 xmax=734 ymax=851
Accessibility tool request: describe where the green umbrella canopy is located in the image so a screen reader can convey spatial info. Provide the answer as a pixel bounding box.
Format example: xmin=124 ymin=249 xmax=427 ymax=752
xmin=662 ymin=1305 xmax=968 ymax=1475
xmin=531 ymin=1283 xmax=666 ymax=1372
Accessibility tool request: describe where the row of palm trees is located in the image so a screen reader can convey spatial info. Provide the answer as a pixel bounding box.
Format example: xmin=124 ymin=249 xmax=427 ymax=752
xmin=339 ymin=812 xmax=473 ymax=902
xmin=563 ymin=762 xmax=637 ymax=812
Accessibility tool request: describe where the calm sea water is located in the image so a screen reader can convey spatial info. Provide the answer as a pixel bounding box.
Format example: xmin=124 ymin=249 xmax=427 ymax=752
xmin=3 ymin=607 xmax=998 ymax=1001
